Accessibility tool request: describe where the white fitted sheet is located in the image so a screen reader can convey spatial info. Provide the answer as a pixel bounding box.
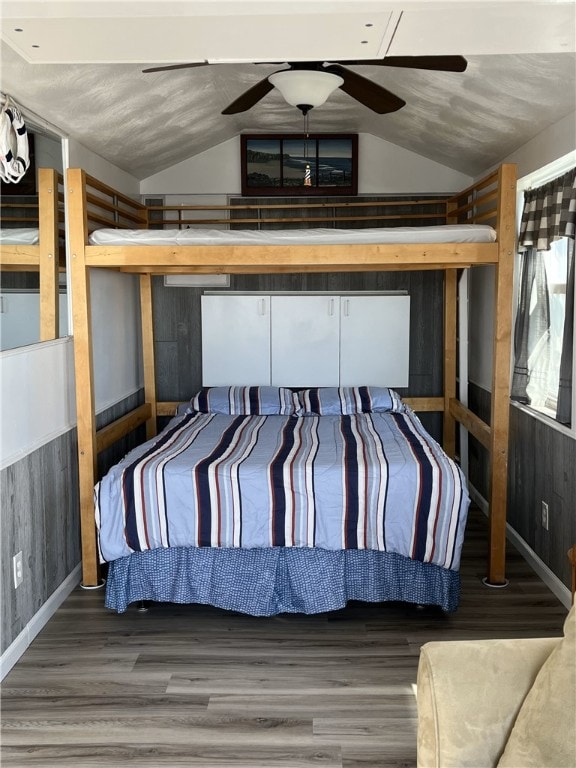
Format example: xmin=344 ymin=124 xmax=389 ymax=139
xmin=89 ymin=224 xmax=496 ymax=247
xmin=0 ymin=228 xmax=40 ymax=245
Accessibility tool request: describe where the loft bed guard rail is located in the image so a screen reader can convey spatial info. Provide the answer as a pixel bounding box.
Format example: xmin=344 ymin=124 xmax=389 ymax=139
xmin=66 ymin=163 xmax=517 ymax=591
xmin=0 ymin=167 xmax=64 ymax=342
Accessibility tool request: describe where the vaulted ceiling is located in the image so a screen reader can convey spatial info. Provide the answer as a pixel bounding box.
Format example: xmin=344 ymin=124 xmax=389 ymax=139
xmin=1 ymin=1 xmax=575 ymax=179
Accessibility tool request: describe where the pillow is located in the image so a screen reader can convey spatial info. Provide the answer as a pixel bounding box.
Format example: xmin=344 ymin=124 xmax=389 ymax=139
xmin=188 ymin=386 xmax=299 ymax=416
xmin=297 ymin=386 xmax=405 ymax=416
xmin=497 ymin=605 xmax=576 ymax=767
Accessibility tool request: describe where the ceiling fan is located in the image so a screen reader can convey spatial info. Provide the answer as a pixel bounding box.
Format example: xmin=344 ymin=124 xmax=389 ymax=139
xmin=142 ymin=56 xmax=468 ymax=116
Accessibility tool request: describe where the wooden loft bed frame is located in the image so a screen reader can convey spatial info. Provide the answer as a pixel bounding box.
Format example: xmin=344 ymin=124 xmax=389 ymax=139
xmin=66 ymin=162 xmax=517 ymax=591
xmin=0 ymin=168 xmax=64 ymax=342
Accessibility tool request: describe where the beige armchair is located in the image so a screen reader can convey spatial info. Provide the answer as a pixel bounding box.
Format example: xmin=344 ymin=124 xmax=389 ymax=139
xmin=416 ymin=606 xmax=575 ymax=768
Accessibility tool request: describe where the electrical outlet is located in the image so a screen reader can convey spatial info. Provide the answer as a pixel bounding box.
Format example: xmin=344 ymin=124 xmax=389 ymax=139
xmin=541 ymin=501 xmax=549 ymax=531
xmin=13 ymin=551 xmax=23 ymax=588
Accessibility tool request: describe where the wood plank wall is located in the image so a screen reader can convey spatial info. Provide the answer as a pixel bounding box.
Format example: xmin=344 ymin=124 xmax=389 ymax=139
xmin=508 ymin=404 xmax=576 ymax=594
xmin=468 ymin=380 xmax=575 ymax=594
xmin=96 ymin=389 xmax=146 ymax=480
xmin=1 ymin=390 xmax=147 ymax=655
xmin=0 ymin=430 xmax=80 ymax=654
xmin=468 ymin=381 xmax=492 ymax=498
xmin=152 ymin=270 xmax=445 ymax=441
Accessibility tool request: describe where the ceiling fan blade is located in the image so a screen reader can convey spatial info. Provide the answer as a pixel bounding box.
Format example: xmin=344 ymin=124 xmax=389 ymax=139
xmin=339 ymin=56 xmax=467 ymax=73
xmin=325 ymin=65 xmax=405 ymax=114
xmin=221 ymin=77 xmax=276 ymax=115
xmin=142 ymin=62 xmax=209 ymax=73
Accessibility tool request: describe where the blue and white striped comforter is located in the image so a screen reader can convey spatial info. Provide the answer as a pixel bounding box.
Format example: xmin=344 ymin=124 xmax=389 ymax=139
xmin=95 ymin=410 xmax=469 ymax=571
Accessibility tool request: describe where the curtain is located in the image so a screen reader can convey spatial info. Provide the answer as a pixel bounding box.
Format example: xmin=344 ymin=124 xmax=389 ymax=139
xmin=518 ymin=168 xmax=576 ymax=252
xmin=512 ymin=167 xmax=576 ymax=415
xmin=557 ymin=238 xmax=574 ymax=424
xmin=511 ymin=250 xmax=550 ymax=403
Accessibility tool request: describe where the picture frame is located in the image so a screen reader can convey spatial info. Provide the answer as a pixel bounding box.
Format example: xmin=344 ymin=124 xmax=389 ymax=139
xmin=240 ymin=133 xmax=358 ymax=196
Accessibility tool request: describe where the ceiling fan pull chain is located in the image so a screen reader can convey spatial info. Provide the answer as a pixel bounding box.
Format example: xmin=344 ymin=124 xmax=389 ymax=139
xmin=302 ymin=113 xmax=312 ymax=186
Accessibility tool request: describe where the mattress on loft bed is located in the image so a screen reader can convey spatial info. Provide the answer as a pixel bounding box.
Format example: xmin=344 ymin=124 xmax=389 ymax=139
xmin=88 ymin=223 xmax=496 ymax=247
xmin=97 ymin=386 xmax=470 ymax=615
xmin=0 ymin=228 xmax=40 ymax=245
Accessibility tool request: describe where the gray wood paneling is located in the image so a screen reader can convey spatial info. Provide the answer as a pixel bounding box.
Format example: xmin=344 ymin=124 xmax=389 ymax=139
xmin=1 ymin=389 xmax=146 ymax=656
xmin=152 ymin=270 xmax=445 ymax=440
xmin=508 ymin=404 xmax=576 ymax=593
xmin=468 ymin=381 xmax=492 ymax=499
xmin=96 ymin=389 xmax=146 ymax=480
xmin=0 ymin=429 xmax=80 ymax=654
xmin=468 ymin=381 xmax=575 ymax=593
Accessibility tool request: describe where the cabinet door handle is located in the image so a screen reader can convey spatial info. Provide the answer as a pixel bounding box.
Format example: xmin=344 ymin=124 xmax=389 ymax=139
xmin=328 ymin=298 xmax=335 ymax=316
xmin=259 ymin=298 xmax=266 ymax=315
xmin=344 ymin=299 xmax=350 ymax=317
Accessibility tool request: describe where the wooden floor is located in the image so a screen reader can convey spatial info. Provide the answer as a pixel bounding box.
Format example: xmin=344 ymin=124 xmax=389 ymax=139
xmin=1 ymin=510 xmax=569 ymax=768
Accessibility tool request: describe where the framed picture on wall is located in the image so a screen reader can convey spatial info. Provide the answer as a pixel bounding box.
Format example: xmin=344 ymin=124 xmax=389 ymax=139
xmin=241 ymin=133 xmax=358 ymax=196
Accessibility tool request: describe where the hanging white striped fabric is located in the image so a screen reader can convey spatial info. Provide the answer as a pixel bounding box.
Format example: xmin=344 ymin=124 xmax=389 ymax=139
xmin=0 ymin=93 xmax=30 ymax=184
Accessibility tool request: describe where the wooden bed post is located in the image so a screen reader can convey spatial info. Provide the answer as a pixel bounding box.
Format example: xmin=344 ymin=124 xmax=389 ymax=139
xmin=486 ymin=163 xmax=517 ymax=585
xmin=38 ymin=168 xmax=59 ymax=342
xmin=67 ymin=168 xmax=100 ymax=587
xmin=140 ymin=273 xmax=158 ymax=439
xmin=443 ymin=269 xmax=458 ymax=458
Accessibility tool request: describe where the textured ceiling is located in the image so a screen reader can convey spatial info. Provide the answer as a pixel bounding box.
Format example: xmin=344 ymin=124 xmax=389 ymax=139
xmin=1 ymin=2 xmax=575 ymax=180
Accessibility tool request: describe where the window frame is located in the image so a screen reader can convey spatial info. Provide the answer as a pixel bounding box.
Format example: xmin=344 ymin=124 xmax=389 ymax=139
xmin=513 ymin=152 xmax=576 ymax=437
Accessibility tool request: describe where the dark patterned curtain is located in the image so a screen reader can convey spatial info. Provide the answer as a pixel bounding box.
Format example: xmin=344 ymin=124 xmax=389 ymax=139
xmin=557 ymin=238 xmax=574 ymax=424
xmin=512 ymin=168 xmax=576 ymax=419
xmin=518 ymin=168 xmax=576 ymax=252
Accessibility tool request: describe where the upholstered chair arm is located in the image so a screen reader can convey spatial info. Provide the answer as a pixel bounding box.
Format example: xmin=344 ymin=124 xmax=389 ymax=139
xmin=416 ymin=636 xmax=560 ymax=768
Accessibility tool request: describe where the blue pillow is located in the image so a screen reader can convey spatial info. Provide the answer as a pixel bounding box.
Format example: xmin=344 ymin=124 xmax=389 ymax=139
xmin=297 ymin=386 xmax=405 ymax=415
xmin=189 ymin=386 xmax=299 ymax=416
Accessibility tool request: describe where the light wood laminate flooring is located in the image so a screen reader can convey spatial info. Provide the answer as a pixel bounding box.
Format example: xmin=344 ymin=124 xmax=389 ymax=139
xmin=1 ymin=510 xmax=569 ymax=767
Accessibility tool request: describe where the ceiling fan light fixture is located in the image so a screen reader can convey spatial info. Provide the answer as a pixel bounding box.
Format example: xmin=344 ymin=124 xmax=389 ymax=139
xmin=268 ymin=70 xmax=343 ymax=112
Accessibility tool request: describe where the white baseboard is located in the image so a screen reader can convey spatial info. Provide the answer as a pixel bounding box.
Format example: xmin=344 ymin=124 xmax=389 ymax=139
xmin=0 ymin=564 xmax=82 ymax=681
xmin=468 ymin=485 xmax=571 ymax=609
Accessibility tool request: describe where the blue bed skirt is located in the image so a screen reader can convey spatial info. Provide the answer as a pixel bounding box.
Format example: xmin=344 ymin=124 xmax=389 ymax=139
xmin=105 ymin=546 xmax=460 ymax=614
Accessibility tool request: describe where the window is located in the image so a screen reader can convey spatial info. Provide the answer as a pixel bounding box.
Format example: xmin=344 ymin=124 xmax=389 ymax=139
xmin=512 ymin=162 xmax=575 ymax=428
xmin=523 ymin=238 xmax=570 ymax=419
xmin=240 ymin=133 xmax=358 ymax=196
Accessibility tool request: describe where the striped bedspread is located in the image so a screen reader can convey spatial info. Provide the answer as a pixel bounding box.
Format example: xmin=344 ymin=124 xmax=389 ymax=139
xmin=95 ymin=410 xmax=469 ymax=571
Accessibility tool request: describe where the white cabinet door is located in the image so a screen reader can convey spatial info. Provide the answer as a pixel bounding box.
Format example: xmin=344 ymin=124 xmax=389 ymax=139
xmin=271 ymin=295 xmax=340 ymax=386
xmin=340 ymin=295 xmax=410 ymax=387
xmin=201 ymin=294 xmax=270 ymax=385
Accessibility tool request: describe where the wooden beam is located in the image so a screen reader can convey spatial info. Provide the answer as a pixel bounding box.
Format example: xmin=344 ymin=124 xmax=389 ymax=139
xmin=163 ymin=212 xmax=447 ymax=227
xmin=84 ymin=242 xmax=499 ymax=271
xmin=120 ymin=263 xmax=471 ymax=275
xmin=67 ymin=167 xmax=100 ymax=588
xmin=38 ymin=168 xmax=60 ymax=342
xmin=0 ymin=247 xmax=41 ymax=266
xmin=96 ymin=403 xmax=152 ymax=454
xmin=402 ymin=397 xmax=445 ymax=412
xmin=140 ymin=274 xmax=157 ymax=440
xmin=443 ymin=269 xmax=458 ymax=457
xmin=157 ymin=401 xmax=182 ymax=416
xmin=487 ymin=163 xmax=517 ymax=586
xmin=449 ymin=398 xmax=491 ymax=451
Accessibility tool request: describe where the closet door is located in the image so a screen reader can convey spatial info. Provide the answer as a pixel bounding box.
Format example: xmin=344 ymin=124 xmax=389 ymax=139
xmin=201 ymin=294 xmax=271 ymax=385
xmin=340 ymin=295 xmax=410 ymax=387
xmin=271 ymin=295 xmax=340 ymax=386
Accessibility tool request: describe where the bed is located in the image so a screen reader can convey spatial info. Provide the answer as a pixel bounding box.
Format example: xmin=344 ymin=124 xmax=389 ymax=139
xmin=97 ymin=386 xmax=470 ymax=614
xmin=66 ymin=162 xmax=517 ymax=597
xmin=88 ymin=222 xmax=497 ymax=247
xmin=0 ymin=167 xmax=64 ymax=343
